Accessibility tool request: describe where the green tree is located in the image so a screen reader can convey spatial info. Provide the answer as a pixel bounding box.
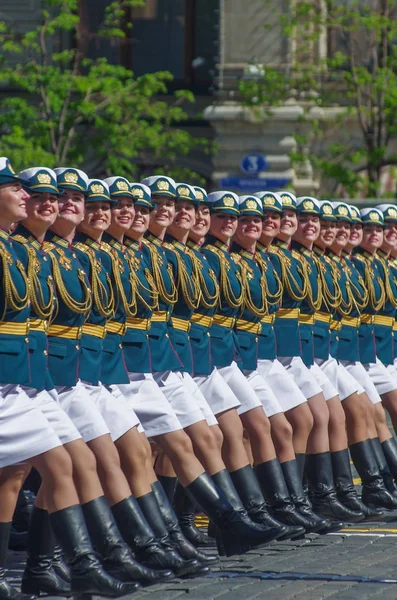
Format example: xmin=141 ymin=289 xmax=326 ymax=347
xmin=0 ymin=0 xmax=210 ymax=182
xmin=239 ymin=0 xmax=397 ymax=198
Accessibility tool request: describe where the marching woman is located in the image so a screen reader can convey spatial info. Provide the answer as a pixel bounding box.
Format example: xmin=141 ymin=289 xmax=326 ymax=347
xmin=102 ymin=176 xmax=280 ymax=559
xmin=0 ymin=159 xmax=138 ymax=600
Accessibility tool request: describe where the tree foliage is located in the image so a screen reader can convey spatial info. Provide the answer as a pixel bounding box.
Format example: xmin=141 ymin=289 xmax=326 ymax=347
xmin=239 ymin=0 xmax=397 ymax=197
xmin=0 ymin=0 xmax=209 ymax=182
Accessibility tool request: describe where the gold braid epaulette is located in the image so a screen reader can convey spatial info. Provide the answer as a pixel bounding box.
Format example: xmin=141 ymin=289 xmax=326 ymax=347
xmin=73 ymin=242 xmax=114 ymax=318
xmin=163 ymin=242 xmax=199 ymax=309
xmin=12 ymin=234 xmax=29 ymax=245
xmin=143 ymin=239 xmax=177 ymax=305
xmin=0 ymin=240 xmax=30 ymax=319
xmin=204 ymin=244 xmax=244 ymax=309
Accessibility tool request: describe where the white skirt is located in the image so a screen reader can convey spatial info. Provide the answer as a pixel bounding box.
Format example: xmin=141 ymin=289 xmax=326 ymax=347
xmin=363 ymin=358 xmax=397 ymax=395
xmin=277 ymin=356 xmax=322 ymax=399
xmin=315 ymin=356 xmax=363 ymax=401
xmin=243 ymin=369 xmax=283 ymax=418
xmin=194 ymin=367 xmax=240 ymax=416
xmin=23 ymin=387 xmax=82 ymax=445
xmin=256 ymin=358 xmax=307 ymax=412
xmin=0 ymin=384 xmax=62 ymax=467
xmin=309 ymin=362 xmax=338 ymax=401
xmin=387 ymin=363 xmax=397 ymax=384
xmin=340 ymin=361 xmax=382 ymax=405
xmin=217 ymin=361 xmax=262 ymax=415
xmin=56 ymin=380 xmax=111 ymax=443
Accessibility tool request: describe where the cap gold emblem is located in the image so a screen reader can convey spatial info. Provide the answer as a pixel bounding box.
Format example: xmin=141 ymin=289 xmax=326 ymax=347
xmin=116 ymin=179 xmax=129 ymax=191
xmin=64 ymin=171 xmax=78 ymax=184
xmin=263 ymin=195 xmax=276 ymax=206
xmin=281 ymin=195 xmax=292 ymax=205
xmin=91 ymin=183 xmax=104 ymax=194
xmin=303 ymin=200 xmax=314 ymax=210
xmin=223 ymin=196 xmax=235 ymax=207
xmin=132 ymin=187 xmax=144 ymax=198
xmin=338 ymin=205 xmax=348 ymax=216
xmin=157 ymin=180 xmax=170 ymax=191
xmin=388 ymin=207 xmax=397 ymax=218
xmin=322 ymin=204 xmax=333 ymax=215
xmin=246 ymin=199 xmax=258 ymax=210
xmin=178 ymin=186 xmax=190 ymax=198
xmin=195 ymin=189 xmax=204 ymax=201
xmin=369 ymin=211 xmax=380 ymax=222
xmin=37 ymin=172 xmax=51 ymax=184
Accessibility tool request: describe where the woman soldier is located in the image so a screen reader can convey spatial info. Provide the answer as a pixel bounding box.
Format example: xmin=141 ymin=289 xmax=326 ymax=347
xmin=101 ymin=176 xmax=279 ymax=559
xmin=0 ymin=160 xmax=138 ymax=600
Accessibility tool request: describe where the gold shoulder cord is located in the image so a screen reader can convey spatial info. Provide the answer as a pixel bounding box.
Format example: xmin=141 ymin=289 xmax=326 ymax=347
xmin=47 ymin=250 xmax=92 ymax=315
xmin=342 ymin=258 xmax=368 ymax=311
xmin=165 ymin=245 xmax=199 ymax=310
xmin=233 ymin=254 xmax=267 ymax=318
xmin=108 ymin=248 xmax=138 ymax=318
xmin=313 ymin=254 xmax=342 ymax=311
xmin=145 ymin=242 xmax=177 ymax=305
xmin=74 ymin=243 xmax=115 ymax=318
xmin=269 ymin=247 xmax=307 ymax=301
xmin=298 ymin=253 xmax=322 ymax=311
xmin=378 ymin=256 xmax=397 ymax=309
xmin=26 ymin=246 xmax=55 ymax=320
xmin=124 ymin=247 xmax=159 ymax=311
xmin=187 ymin=248 xmax=219 ymax=309
xmin=362 ymin=257 xmax=386 ymax=312
xmin=206 ymin=245 xmax=244 ymax=309
xmin=0 ymin=241 xmax=30 ymax=320
xmin=256 ymin=253 xmax=283 ymax=307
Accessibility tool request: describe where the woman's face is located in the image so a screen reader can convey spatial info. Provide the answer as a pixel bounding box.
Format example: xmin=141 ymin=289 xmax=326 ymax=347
xmin=383 ymin=222 xmax=397 ymax=252
xmin=293 ymin=214 xmax=320 ymax=247
xmin=360 ymin=224 xmax=384 ymax=253
xmin=261 ymin=211 xmax=281 ymax=244
xmin=150 ymin=196 xmax=176 ymax=229
xmin=235 ymin=215 xmax=263 ymax=246
xmin=191 ymin=205 xmax=210 ymax=238
xmin=332 ymin=220 xmax=351 ymax=250
xmin=130 ymin=205 xmax=151 ymax=236
xmin=280 ymin=209 xmax=297 ymax=238
xmin=82 ymin=201 xmax=111 ymax=235
xmin=110 ymin=197 xmax=135 ymax=232
xmin=209 ymin=213 xmax=238 ymax=241
xmin=56 ymin=189 xmax=85 ymax=228
xmin=316 ymin=219 xmax=337 ymax=248
xmin=349 ymin=223 xmax=363 ymax=247
xmin=23 ymin=191 xmax=59 ymax=229
xmin=171 ymin=201 xmax=196 ymax=233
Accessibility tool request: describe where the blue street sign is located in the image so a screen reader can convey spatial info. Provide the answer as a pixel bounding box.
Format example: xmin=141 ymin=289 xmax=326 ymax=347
xmin=220 ymin=177 xmax=291 ymax=192
xmin=240 ymin=153 xmax=267 ymax=175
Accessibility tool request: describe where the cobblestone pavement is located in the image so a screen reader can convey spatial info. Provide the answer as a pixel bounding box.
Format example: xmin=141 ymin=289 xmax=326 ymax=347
xmin=8 ymin=514 xmax=397 ymax=600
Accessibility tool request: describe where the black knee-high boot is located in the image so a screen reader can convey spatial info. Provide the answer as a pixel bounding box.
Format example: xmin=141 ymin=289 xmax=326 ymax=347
xmin=0 ymin=522 xmax=36 ymax=600
xmin=331 ymin=449 xmax=384 ymax=519
xmin=151 ymin=481 xmax=217 ymax=565
xmin=305 ymin=452 xmax=365 ymax=522
xmin=50 ymin=505 xmax=140 ymax=597
xmin=381 ymin=437 xmax=397 ymax=481
xmin=82 ymin=496 xmax=173 ymax=586
xmin=156 ymin=476 xmax=177 ymax=503
xmin=21 ymin=507 xmax=71 ymax=596
xmin=185 ymin=472 xmax=283 ymax=557
xmin=111 ymin=495 xmax=198 ymax=576
xmin=350 ymin=440 xmax=397 ymax=510
xmin=370 ymin=438 xmax=397 ymax=496
xmin=173 ymin=482 xmax=213 ymax=547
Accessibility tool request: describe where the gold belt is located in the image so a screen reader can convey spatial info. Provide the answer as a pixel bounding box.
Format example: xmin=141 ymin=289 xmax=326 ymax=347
xmin=330 ymin=320 xmax=342 ymax=331
xmin=48 ymin=324 xmax=82 ymax=339
xmin=171 ymin=317 xmax=191 ymax=332
xmin=212 ymin=315 xmax=235 ymax=328
xmin=190 ymin=314 xmax=213 ymax=328
xmin=235 ymin=319 xmax=260 ymax=334
xmin=374 ymin=315 xmax=394 ymax=327
xmin=126 ymin=317 xmax=151 ymax=331
xmin=315 ymin=311 xmax=332 ymax=324
xmin=341 ymin=316 xmax=360 ymax=328
xmin=106 ymin=321 xmax=127 ymax=335
xmin=394 ymin=321 xmax=397 ymax=332
xmin=360 ymin=314 xmax=374 ymax=325
xmin=261 ymin=314 xmax=275 ymax=324
xmin=299 ymin=314 xmax=315 ymax=325
xmin=81 ymin=324 xmax=106 ymax=339
xmin=151 ymin=311 xmax=169 ymax=323
xmin=28 ymin=319 xmax=48 ymax=332
xmin=276 ymin=308 xmax=300 ymax=320
xmin=0 ymin=321 xmax=29 ymax=335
